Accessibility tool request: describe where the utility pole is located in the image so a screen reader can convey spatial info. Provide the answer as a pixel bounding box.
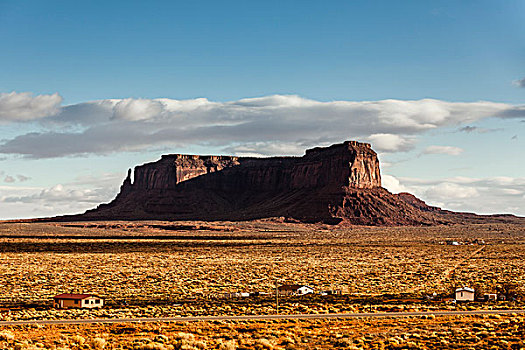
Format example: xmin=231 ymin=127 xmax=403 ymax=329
xmin=275 ymin=280 xmax=279 ymax=314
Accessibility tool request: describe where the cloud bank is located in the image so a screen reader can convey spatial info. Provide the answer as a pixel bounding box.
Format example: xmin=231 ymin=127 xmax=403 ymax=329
xmin=0 ymin=172 xmax=122 ymax=219
xmin=1 ymin=92 xmax=523 ymax=218
xmin=0 ymin=93 xmax=523 ymax=158
xmin=383 ymin=175 xmax=525 ymax=216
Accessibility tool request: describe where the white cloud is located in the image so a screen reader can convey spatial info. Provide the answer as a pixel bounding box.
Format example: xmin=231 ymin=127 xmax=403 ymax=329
xmin=382 ymin=174 xmax=409 ymax=193
xmin=0 ymin=94 xmax=523 ymax=158
xmin=501 ymin=188 xmax=523 ymax=195
xmin=425 ymin=182 xmax=479 ymax=200
xmin=423 ymin=145 xmax=464 ymax=156
xmin=367 ymin=133 xmax=415 ymax=152
xmin=0 ymin=172 xmax=122 ymax=219
xmin=2 ymin=183 xmax=110 ymax=204
xmin=0 ymin=91 xmax=62 ymax=122
xmin=112 ymin=98 xmax=165 ymax=121
xmin=386 ymin=175 xmax=525 ymax=216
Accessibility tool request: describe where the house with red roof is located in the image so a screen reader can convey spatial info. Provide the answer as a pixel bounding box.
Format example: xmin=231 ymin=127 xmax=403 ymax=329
xmin=53 ymin=293 xmax=104 ymax=309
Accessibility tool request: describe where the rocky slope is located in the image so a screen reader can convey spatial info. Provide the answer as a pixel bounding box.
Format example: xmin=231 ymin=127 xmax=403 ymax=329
xmin=70 ymin=141 xmax=520 ymax=225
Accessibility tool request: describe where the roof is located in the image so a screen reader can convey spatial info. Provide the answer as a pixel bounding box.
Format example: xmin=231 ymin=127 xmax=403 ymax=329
xmin=53 ymin=293 xmax=101 ymax=300
xmin=455 ymin=287 xmax=475 ymax=293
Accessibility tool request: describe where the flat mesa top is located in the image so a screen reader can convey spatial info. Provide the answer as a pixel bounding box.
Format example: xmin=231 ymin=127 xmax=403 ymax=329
xmin=158 ymin=140 xmax=373 ymax=160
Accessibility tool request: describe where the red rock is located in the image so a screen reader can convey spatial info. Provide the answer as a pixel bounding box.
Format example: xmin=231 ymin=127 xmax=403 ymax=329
xmin=68 ymin=140 xmax=521 ymax=226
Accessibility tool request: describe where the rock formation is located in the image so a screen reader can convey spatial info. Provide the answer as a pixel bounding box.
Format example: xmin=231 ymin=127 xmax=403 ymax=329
xmin=71 ymin=140 xmax=520 ymax=225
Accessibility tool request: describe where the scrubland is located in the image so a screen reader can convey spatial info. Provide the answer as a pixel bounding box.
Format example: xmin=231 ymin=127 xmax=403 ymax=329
xmin=0 ymin=220 xmax=523 ymax=347
xmin=1 ymin=314 xmax=524 ymax=349
xmin=0 ymin=221 xmax=523 ymax=307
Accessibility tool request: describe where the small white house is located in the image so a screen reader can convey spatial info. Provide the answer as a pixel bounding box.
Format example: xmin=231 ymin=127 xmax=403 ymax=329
xmin=278 ymin=284 xmax=314 ymax=296
xmin=297 ymin=285 xmax=314 ymax=295
xmin=53 ymin=293 xmax=104 ymax=309
xmin=455 ymin=287 xmax=475 ymax=301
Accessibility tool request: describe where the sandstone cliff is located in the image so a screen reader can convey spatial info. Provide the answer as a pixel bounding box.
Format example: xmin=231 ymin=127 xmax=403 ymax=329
xmin=73 ymin=140 xmax=518 ymax=225
xmin=127 ymin=141 xmax=381 ymax=192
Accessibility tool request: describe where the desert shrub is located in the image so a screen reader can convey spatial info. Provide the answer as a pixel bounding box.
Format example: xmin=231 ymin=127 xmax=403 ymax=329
xmin=70 ymin=335 xmax=86 ymax=345
xmin=154 ymin=335 xmax=169 ymax=343
xmin=135 ymin=342 xmax=167 ymax=350
xmin=171 ymin=333 xmax=206 ymax=350
xmin=173 ymin=333 xmax=195 ymax=342
xmin=217 ymin=339 xmax=236 ymax=350
xmin=0 ymin=331 xmax=15 ymax=341
xmin=332 ymin=338 xmax=352 ymax=347
xmin=90 ymin=337 xmax=106 ymax=349
xmin=255 ymin=338 xmax=274 ymax=350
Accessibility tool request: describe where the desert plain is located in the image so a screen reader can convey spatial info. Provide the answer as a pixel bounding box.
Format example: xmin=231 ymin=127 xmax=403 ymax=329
xmin=0 ymin=219 xmax=523 ymax=349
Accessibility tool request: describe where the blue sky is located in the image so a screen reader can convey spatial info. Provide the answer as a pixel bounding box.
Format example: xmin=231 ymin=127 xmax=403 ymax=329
xmin=2 ymin=0 xmax=524 ymax=103
xmin=0 ymin=0 xmax=524 ymax=219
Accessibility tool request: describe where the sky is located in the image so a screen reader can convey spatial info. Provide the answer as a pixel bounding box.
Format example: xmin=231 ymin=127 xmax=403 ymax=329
xmin=0 ymin=0 xmax=524 ymax=219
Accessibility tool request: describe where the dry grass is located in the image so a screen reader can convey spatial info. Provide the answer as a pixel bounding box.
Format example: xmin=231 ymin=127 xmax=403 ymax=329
xmin=0 ymin=314 xmax=524 ymax=349
xmin=0 ymin=220 xmax=523 ymax=320
xmin=0 ymin=220 xmax=524 ymax=347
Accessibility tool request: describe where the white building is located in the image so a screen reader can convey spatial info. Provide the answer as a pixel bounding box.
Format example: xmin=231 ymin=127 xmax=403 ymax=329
xmin=278 ymin=284 xmax=314 ymax=296
xmin=455 ymin=287 xmax=475 ymax=301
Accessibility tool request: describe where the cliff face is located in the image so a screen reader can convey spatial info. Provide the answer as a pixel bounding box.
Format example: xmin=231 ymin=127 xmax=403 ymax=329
xmin=77 ymin=140 xmax=478 ymax=225
xmin=133 ymin=155 xmax=241 ymax=190
xmin=128 ymin=141 xmax=381 ymax=193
